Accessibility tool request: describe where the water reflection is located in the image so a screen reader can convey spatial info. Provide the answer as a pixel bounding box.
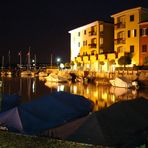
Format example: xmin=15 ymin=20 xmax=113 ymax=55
xmin=0 ymin=76 xmax=147 ymax=111
xmin=44 ymin=81 xmax=140 ymax=111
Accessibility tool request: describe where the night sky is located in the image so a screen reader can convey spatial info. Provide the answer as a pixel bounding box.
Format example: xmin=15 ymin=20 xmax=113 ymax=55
xmin=0 ymin=0 xmax=148 ymax=65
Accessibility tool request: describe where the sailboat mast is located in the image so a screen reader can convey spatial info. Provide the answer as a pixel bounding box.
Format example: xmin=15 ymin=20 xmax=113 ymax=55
xmin=1 ymin=56 xmax=4 ymax=70
xmin=8 ymin=50 xmax=10 ymax=69
xmin=50 ymin=53 xmax=52 ymax=69
xmin=18 ymin=50 xmax=22 ymax=68
xmin=27 ymin=47 xmax=31 ymax=71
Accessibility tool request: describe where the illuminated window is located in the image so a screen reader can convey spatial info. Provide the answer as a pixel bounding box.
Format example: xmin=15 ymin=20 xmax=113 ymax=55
xmin=133 ymin=29 xmax=136 ymax=37
xmin=142 ymin=45 xmax=147 ymax=52
xmin=130 ymin=45 xmax=134 ymax=53
xmin=130 ymin=15 xmax=134 ymax=22
xmin=100 ymin=24 xmax=103 ymax=32
xmin=140 ymin=28 xmax=148 ymax=36
xmin=128 ymin=29 xmax=136 ymax=37
xmin=100 ymin=38 xmax=103 ymax=45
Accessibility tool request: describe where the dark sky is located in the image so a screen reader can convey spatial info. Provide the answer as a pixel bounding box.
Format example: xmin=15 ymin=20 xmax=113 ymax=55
xmin=0 ymin=0 xmax=148 ymax=65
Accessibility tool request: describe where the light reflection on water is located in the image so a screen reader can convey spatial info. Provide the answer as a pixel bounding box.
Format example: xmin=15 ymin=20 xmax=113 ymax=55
xmin=1 ymin=76 xmax=148 ymax=111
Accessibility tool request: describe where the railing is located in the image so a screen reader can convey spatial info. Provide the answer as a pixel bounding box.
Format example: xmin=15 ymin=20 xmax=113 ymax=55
xmin=114 ymin=22 xmax=126 ymax=29
xmin=89 ymin=31 xmax=97 ymax=36
xmin=88 ymin=43 xmax=97 ymax=48
xmin=114 ymin=38 xmax=126 ymax=44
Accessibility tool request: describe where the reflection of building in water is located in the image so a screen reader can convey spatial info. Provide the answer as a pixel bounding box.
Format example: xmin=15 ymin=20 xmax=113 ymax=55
xmin=69 ymin=83 xmax=138 ymax=111
xmin=69 ymin=83 xmax=116 ymax=111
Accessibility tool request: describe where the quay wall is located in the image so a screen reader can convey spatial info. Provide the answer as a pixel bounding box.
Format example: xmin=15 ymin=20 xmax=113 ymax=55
xmin=70 ymin=70 xmax=148 ymax=81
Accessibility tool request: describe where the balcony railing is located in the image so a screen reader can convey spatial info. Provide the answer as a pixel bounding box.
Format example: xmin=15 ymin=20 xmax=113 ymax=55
xmin=114 ymin=38 xmax=126 ymax=44
xmin=100 ymin=31 xmax=104 ymax=36
xmin=88 ymin=43 xmax=97 ymax=48
xmin=89 ymin=31 xmax=97 ymax=36
xmin=114 ymin=22 xmax=126 ymax=29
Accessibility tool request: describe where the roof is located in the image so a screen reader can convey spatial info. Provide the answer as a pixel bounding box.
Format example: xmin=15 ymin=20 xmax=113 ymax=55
xmin=111 ymin=7 xmax=148 ymax=18
xmin=68 ymin=20 xmax=113 ymax=33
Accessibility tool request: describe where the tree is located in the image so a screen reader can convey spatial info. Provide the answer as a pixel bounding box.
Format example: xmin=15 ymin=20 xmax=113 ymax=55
xmin=64 ymin=62 xmax=70 ymax=69
xmin=118 ymin=53 xmax=132 ymax=73
xmin=118 ymin=54 xmax=132 ymax=68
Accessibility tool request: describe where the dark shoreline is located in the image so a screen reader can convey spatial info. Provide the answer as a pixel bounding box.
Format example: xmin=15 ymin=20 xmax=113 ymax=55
xmin=0 ymin=131 xmax=109 ymax=148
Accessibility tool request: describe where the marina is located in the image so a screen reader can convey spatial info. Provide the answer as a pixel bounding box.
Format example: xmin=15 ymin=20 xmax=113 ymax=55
xmin=0 ymin=75 xmax=147 ymax=111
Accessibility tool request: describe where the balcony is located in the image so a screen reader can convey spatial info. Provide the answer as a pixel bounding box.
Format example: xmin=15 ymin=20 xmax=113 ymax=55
xmin=100 ymin=44 xmax=104 ymax=49
xmin=88 ymin=43 xmax=97 ymax=48
xmin=89 ymin=31 xmax=97 ymax=36
xmin=100 ymin=31 xmax=104 ymax=36
xmin=114 ymin=38 xmax=126 ymax=44
xmin=114 ymin=22 xmax=126 ymax=29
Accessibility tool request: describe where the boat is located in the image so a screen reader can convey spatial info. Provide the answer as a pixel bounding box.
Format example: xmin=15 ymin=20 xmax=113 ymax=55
xmin=0 ymin=92 xmax=93 ymax=135
xmin=20 ymin=70 xmax=32 ymax=77
xmin=110 ymin=86 xmax=131 ymax=97
xmin=109 ymin=77 xmax=138 ymax=88
xmin=38 ymin=71 xmax=48 ymax=77
xmin=45 ymin=73 xmax=68 ymax=83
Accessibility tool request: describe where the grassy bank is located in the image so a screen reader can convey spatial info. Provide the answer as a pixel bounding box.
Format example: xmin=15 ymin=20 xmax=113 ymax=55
xmin=0 ymin=131 xmax=109 ymax=148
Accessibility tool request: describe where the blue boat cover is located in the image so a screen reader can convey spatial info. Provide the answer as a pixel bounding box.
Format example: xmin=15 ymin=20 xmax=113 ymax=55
xmin=0 ymin=94 xmax=21 ymax=112
xmin=0 ymin=92 xmax=93 ymax=135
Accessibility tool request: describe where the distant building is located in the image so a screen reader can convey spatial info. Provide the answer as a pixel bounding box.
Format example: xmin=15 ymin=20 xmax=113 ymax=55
xmin=111 ymin=7 xmax=148 ymax=66
xmin=139 ymin=21 xmax=148 ymax=65
xmin=69 ymin=21 xmax=114 ymax=71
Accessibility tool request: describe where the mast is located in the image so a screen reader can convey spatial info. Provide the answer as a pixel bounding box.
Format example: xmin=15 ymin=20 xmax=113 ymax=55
xmin=18 ymin=50 xmax=22 ymax=68
xmin=50 ymin=53 xmax=52 ymax=69
xmin=1 ymin=56 xmax=4 ymax=70
xmin=8 ymin=50 xmax=10 ymax=69
xmin=34 ymin=54 xmax=36 ymax=70
xmin=27 ymin=47 xmax=31 ymax=71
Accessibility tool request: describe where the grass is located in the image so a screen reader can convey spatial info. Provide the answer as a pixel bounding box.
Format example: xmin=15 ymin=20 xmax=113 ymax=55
xmin=0 ymin=131 xmax=109 ymax=148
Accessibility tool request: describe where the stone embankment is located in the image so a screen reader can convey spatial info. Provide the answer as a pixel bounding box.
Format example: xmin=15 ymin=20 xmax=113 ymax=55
xmin=68 ymin=70 xmax=148 ymax=86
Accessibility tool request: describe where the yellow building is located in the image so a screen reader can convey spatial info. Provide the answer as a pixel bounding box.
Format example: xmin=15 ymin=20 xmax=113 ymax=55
xmin=111 ymin=7 xmax=148 ymax=66
xmin=69 ymin=21 xmax=114 ymax=71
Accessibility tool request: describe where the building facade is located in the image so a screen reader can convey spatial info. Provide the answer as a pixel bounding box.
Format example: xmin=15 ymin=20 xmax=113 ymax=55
xmin=139 ymin=21 xmax=148 ymax=65
xmin=69 ymin=7 xmax=148 ymax=72
xmin=69 ymin=21 xmax=114 ymax=71
xmin=111 ymin=7 xmax=148 ymax=66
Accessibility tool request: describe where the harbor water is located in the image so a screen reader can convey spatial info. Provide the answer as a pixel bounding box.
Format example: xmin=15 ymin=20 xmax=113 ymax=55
xmin=0 ymin=76 xmax=148 ymax=111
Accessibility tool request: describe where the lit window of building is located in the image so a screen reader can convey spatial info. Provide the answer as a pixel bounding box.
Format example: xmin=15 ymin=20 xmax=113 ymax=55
xmin=100 ymin=24 xmax=103 ymax=32
xmin=100 ymin=38 xmax=103 ymax=45
xmin=140 ymin=28 xmax=148 ymax=36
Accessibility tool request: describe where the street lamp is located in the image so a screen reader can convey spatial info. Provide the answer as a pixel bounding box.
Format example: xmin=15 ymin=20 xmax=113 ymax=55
xmin=56 ymin=58 xmax=61 ymax=63
xmin=56 ymin=57 xmax=61 ymax=69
